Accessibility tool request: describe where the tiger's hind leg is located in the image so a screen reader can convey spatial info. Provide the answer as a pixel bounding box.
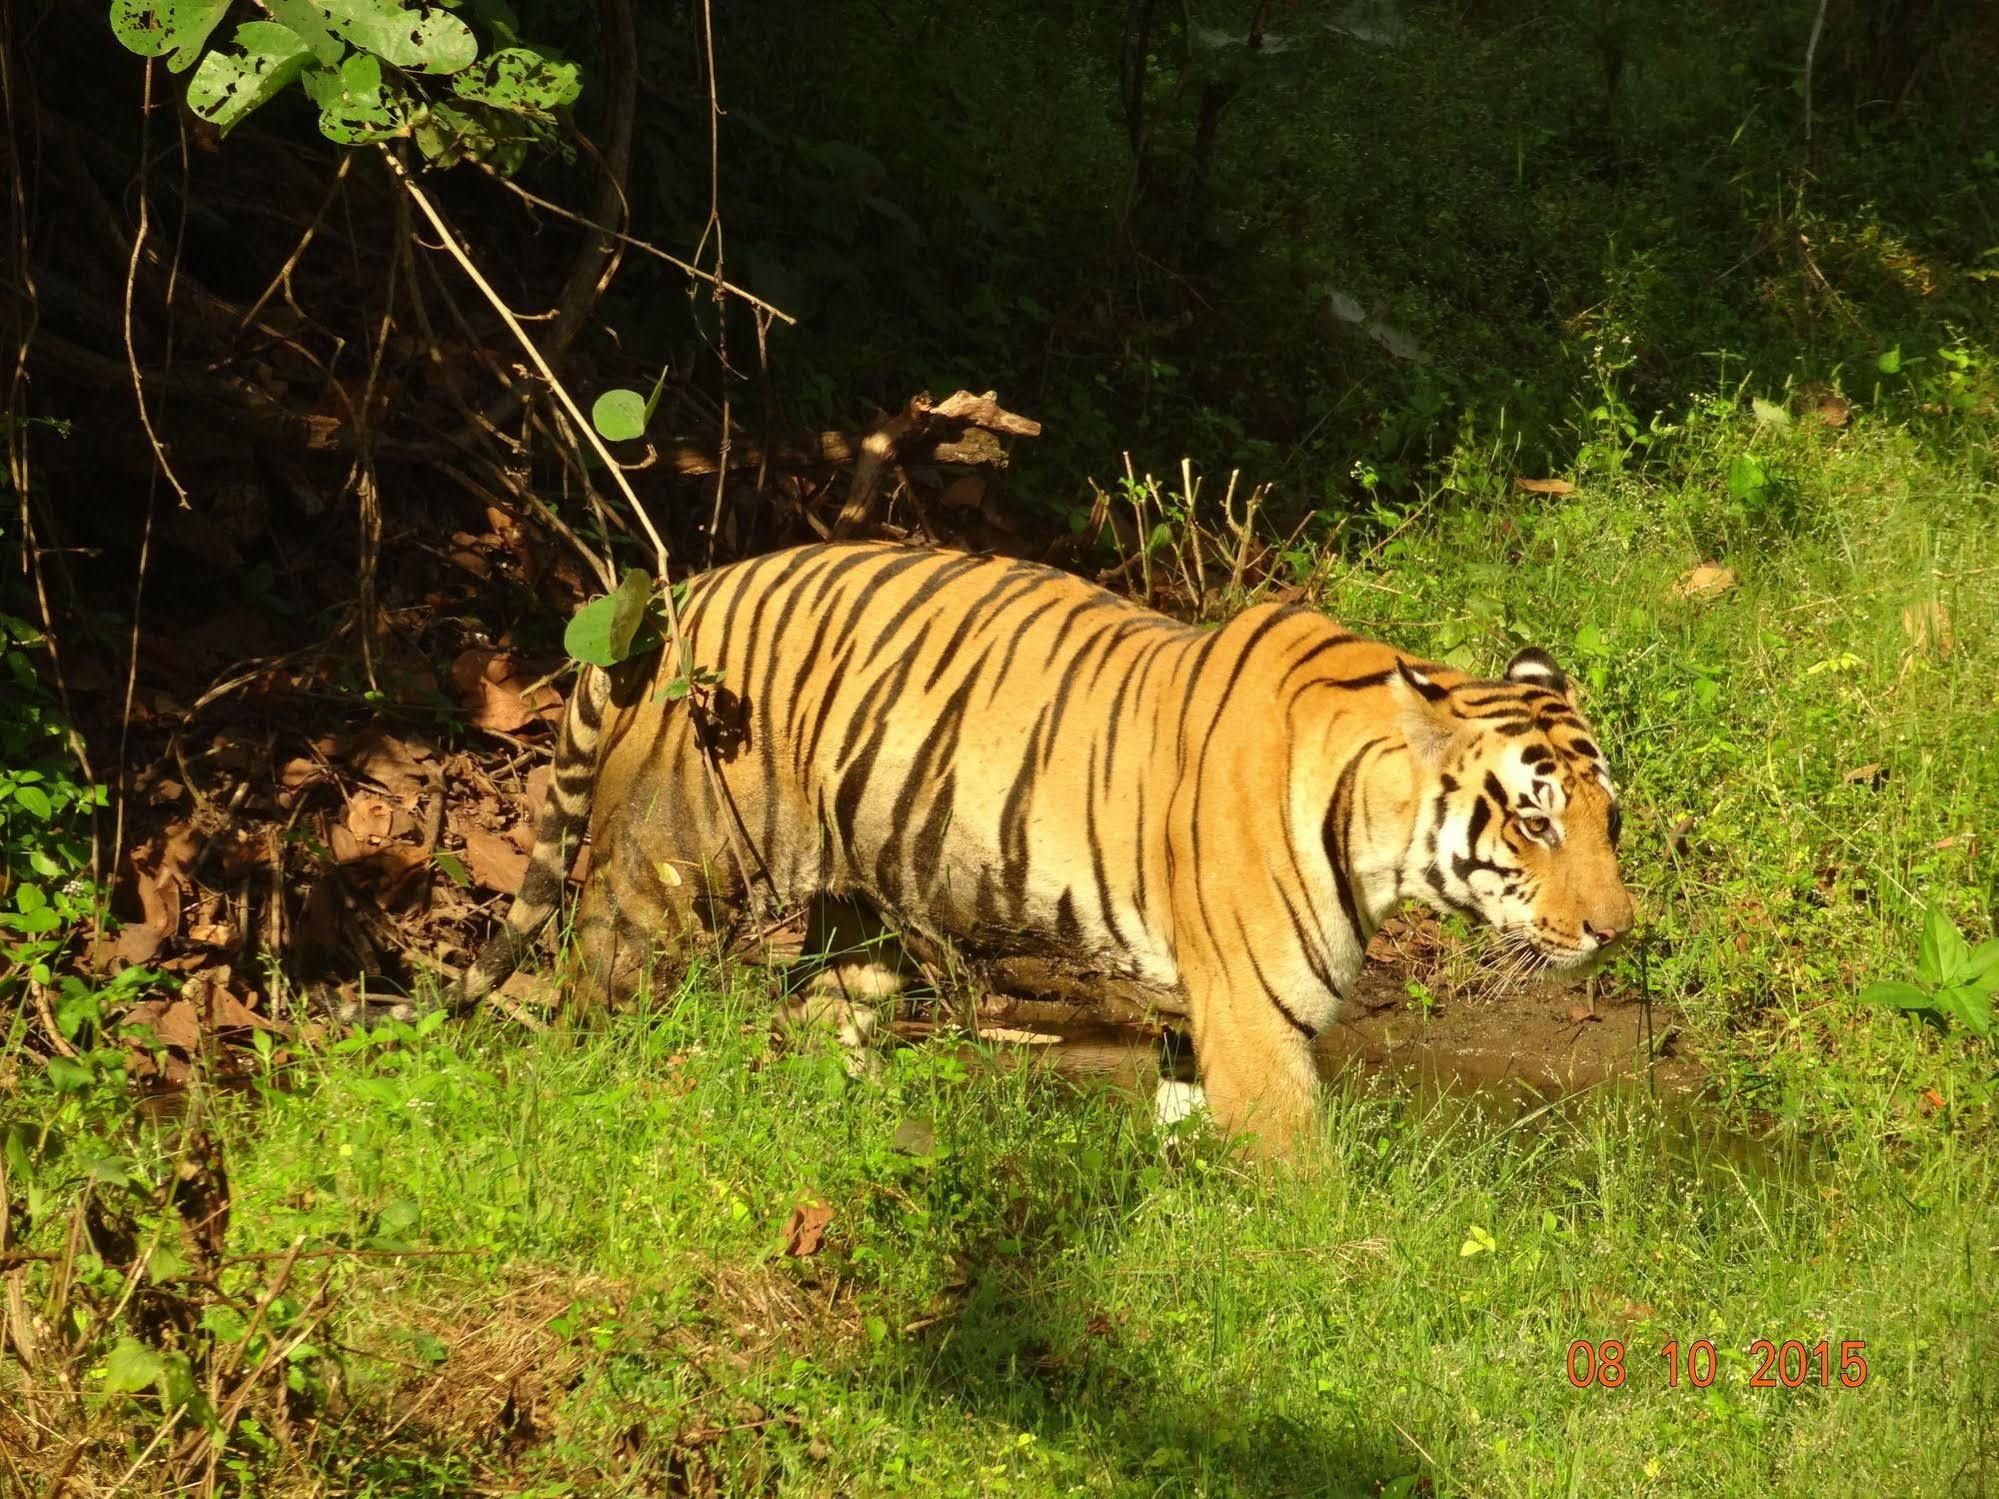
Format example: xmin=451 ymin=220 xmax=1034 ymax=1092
xmin=565 ymin=840 xmax=745 ymax=1015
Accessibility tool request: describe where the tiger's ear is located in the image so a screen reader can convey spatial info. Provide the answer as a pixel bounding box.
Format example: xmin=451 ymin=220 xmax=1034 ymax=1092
xmin=1504 ymin=647 xmax=1576 ymax=704
xmin=1392 ymin=659 xmax=1460 ymax=763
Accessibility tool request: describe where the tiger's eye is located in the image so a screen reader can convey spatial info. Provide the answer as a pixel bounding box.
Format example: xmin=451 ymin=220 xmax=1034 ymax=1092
xmin=1519 ymin=814 xmax=1552 ymax=840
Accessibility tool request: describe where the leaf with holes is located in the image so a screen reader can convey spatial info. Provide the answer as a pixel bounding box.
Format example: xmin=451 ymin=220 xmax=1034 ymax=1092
xmin=413 ymin=100 xmax=524 ymax=171
xmin=564 ymin=568 xmax=656 ymax=668
xmin=186 ymin=22 xmax=315 ymax=134
xmin=453 ymin=46 xmax=582 ymax=114
xmin=263 ymin=0 xmax=346 ymax=65
xmin=302 ymin=52 xmax=413 ymax=142
xmin=318 ymin=0 xmax=477 ymax=73
xmin=108 ymin=0 xmax=232 ymax=72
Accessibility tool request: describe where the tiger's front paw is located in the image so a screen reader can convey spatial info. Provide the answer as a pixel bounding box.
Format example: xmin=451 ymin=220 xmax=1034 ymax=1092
xmin=774 ymin=994 xmax=884 ymax=1078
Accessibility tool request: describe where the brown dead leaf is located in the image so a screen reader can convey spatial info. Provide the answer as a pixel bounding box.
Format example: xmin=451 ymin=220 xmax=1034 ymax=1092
xmin=126 ymin=998 xmax=201 ymax=1051
xmin=783 ymin=1200 xmax=835 ymax=1258
xmin=1566 ymin=1005 xmax=1601 ymax=1025
xmin=122 ymin=821 xmax=203 ymax=942
xmin=461 ymin=826 xmax=529 ymax=894
xmin=1808 ymin=393 xmax=1851 ymax=426
xmin=1674 ymin=563 xmax=1737 ymax=599
xmin=1918 ymin=1087 xmax=1946 ymax=1117
xmin=344 ymin=726 xmax=439 ymax=800
xmin=450 ymin=648 xmax=563 ymax=734
xmin=1511 ymin=477 xmax=1576 ymax=496
xmin=346 ymin=795 xmax=395 ymax=847
xmin=111 ymin=923 xmax=168 ymax=968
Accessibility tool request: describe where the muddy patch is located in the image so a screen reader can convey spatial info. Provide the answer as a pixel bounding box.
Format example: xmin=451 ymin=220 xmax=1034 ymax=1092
xmin=892 ymin=917 xmax=1702 ymax=1110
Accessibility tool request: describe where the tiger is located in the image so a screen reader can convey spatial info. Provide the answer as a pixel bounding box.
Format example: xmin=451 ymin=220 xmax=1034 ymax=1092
xmin=462 ymin=540 xmax=1633 ymax=1153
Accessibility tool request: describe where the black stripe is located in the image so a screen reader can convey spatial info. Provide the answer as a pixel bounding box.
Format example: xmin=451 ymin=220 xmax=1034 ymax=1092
xmin=1083 ymin=743 xmax=1130 ymax=953
xmin=862 ymin=554 xmax=987 ymax=670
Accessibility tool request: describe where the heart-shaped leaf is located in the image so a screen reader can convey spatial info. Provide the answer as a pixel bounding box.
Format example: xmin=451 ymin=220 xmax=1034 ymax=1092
xmin=102 ymin=1337 xmax=166 ymax=1394
xmin=108 ymin=0 xmax=232 ymax=72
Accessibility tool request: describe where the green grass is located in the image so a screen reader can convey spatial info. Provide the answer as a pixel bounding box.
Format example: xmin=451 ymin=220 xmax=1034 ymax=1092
xmin=8 ymin=392 xmax=1999 ymax=1494
xmin=154 ymin=973 xmax=1996 ymax=1495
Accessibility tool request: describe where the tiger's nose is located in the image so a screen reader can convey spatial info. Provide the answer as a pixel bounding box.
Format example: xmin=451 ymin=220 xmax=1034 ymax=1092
xmin=1583 ymin=917 xmax=1630 ymax=950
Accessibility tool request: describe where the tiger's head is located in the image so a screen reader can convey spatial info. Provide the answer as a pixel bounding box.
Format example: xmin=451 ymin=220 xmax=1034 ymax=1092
xmin=1396 ymin=647 xmax=1634 ymax=970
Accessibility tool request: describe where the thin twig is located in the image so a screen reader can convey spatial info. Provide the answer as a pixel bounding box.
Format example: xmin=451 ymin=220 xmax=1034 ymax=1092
xmin=1802 ymin=0 xmax=1829 ymax=145
xmin=382 ymin=153 xmax=673 ymax=585
xmin=239 ymin=153 xmax=353 ymax=333
xmin=119 ymin=64 xmax=187 ymax=511
xmin=696 ymin=0 xmax=732 ymax=565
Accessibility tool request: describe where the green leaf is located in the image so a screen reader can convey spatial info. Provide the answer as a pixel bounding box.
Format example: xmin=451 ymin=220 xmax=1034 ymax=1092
xmin=1918 ymin=907 xmax=1971 ymax=986
xmin=1750 ymin=396 xmax=1790 ymax=427
xmin=45 ymin=1055 xmax=93 ymax=1090
xmin=102 ymin=1337 xmax=166 ymax=1394
xmin=159 ymin=1351 xmax=200 ymax=1411
xmin=1877 ymin=346 xmax=1902 ymax=375
xmin=452 ymin=46 xmax=582 ymax=113
xmin=412 ymin=100 xmax=522 ymax=171
xmin=318 ymin=0 xmax=477 ymax=73
xmin=263 ymin=0 xmax=346 ymax=65
xmin=1964 ymin=939 xmax=1999 ymax=993
xmin=1940 ymin=985 xmax=1993 ymax=1038
xmin=201 ymin=1304 xmax=250 ymax=1343
xmin=12 ymin=783 xmax=52 ymax=820
xmin=302 ymin=53 xmax=412 ymax=143
xmin=563 ymin=568 xmax=655 ymax=668
xmin=186 ymin=22 xmax=314 ymax=134
xmin=432 ymin=850 xmax=472 ymax=887
xmin=1726 ymin=454 xmax=1769 ymax=503
xmin=591 ymin=388 xmax=649 ymax=442
xmin=1859 ymin=980 xmax=1933 ymax=1012
xmin=108 ymin=0 xmax=232 ymax=72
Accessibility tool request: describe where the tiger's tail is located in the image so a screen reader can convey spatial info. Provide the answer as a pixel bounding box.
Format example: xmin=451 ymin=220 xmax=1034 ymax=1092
xmin=455 ymin=664 xmax=611 ymax=1011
